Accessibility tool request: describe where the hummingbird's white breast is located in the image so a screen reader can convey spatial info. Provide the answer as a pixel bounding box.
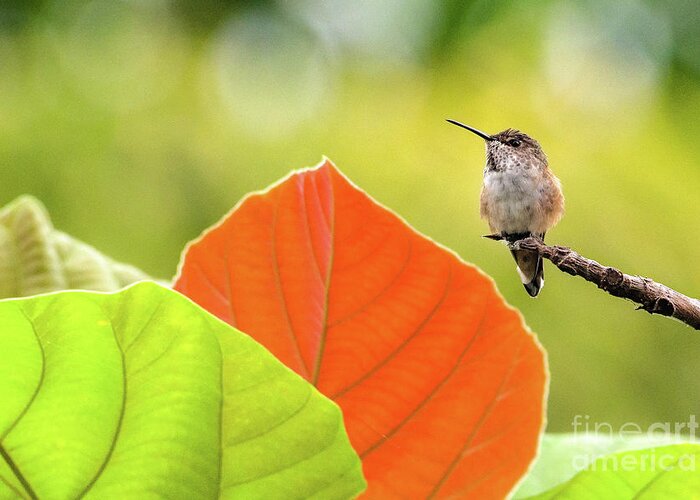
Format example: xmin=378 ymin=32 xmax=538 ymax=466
xmin=480 ymin=163 xmax=555 ymax=235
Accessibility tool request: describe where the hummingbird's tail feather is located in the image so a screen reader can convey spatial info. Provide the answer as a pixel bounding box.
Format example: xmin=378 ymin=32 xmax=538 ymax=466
xmin=520 ymin=255 xmax=544 ymax=297
xmin=510 ymin=233 xmax=545 ymax=297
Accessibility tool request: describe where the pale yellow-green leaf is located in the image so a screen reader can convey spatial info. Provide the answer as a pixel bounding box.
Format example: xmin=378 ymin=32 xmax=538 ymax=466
xmin=0 ymin=196 xmax=148 ymax=298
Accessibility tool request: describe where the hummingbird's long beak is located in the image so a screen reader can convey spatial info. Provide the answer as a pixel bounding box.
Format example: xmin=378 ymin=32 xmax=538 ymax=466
xmin=446 ymin=119 xmax=494 ymax=141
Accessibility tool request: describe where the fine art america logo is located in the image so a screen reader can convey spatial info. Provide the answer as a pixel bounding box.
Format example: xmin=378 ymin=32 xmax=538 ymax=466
xmin=571 ymin=415 xmax=698 ymax=472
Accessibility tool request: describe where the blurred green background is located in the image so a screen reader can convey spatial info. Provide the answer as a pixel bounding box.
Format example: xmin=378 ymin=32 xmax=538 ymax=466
xmin=1 ymin=0 xmax=699 ymax=433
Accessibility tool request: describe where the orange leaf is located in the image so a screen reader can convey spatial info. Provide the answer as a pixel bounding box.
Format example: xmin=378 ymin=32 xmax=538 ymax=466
xmin=174 ymin=160 xmax=547 ymax=498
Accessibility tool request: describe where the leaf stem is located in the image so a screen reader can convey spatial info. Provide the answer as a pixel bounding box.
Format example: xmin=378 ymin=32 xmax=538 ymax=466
xmin=484 ymin=235 xmax=700 ymax=329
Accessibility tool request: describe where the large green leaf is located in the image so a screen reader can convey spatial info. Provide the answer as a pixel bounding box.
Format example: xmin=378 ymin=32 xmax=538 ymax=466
xmin=526 ymin=442 xmax=700 ymax=499
xmin=0 ymin=196 xmax=148 ymax=298
xmin=515 ymin=433 xmax=699 ymax=497
xmin=0 ymin=282 xmax=365 ymax=499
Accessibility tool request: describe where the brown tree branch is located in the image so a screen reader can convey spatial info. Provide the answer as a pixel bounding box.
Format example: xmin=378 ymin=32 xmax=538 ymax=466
xmin=485 ymin=235 xmax=700 ymax=330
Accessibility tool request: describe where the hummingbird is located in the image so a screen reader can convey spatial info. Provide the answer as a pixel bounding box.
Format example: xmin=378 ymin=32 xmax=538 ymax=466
xmin=447 ymin=119 xmax=564 ymax=297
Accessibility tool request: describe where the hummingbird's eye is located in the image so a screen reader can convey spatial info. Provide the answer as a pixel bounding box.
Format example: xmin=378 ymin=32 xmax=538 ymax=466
xmin=508 ymin=139 xmax=522 ymax=147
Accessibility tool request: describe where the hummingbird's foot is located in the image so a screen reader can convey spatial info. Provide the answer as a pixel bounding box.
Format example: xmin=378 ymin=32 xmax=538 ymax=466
xmin=503 ymin=232 xmax=532 ymax=243
xmin=509 ymin=240 xmax=524 ymax=251
xmin=482 ymin=233 xmax=544 ymax=247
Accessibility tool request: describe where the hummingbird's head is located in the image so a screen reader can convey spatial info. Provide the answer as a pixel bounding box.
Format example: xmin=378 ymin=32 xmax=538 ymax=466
xmin=486 ymin=128 xmax=547 ymax=172
xmin=446 ymin=120 xmax=548 ymax=172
